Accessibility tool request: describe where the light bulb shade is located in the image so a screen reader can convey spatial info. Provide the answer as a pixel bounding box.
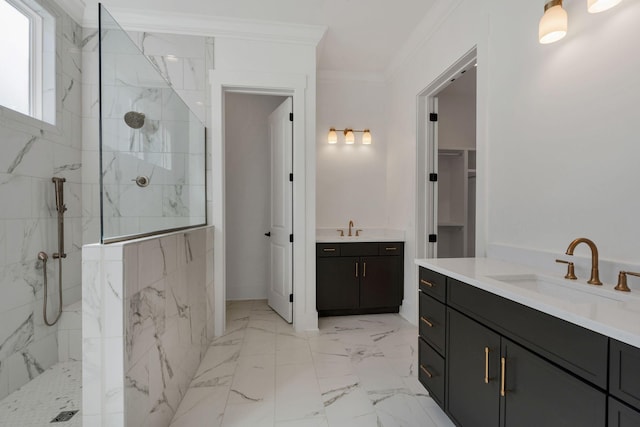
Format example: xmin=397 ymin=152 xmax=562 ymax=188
xmin=362 ymin=129 xmax=372 ymax=145
xmin=539 ymin=3 xmax=568 ymax=44
xmin=344 ymin=129 xmax=355 ymax=144
xmin=588 ymin=0 xmax=622 ymax=13
xmin=328 ymin=128 xmax=338 ymax=144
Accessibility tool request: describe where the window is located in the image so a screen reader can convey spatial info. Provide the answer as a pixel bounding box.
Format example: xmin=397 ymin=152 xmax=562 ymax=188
xmin=0 ymin=0 xmax=55 ymax=124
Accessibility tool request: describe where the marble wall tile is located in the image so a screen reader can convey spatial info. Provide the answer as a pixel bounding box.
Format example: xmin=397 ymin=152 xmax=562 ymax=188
xmin=0 ymin=0 xmax=83 ymax=401
xmin=82 ymin=337 xmax=102 ymax=418
xmin=84 ymin=27 xmax=210 ymax=242
xmin=139 ymin=33 xmax=206 ymax=59
xmin=83 ymin=227 xmax=213 ymax=427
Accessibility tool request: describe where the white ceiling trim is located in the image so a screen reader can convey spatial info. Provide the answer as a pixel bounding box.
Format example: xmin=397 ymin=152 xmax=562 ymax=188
xmin=83 ymin=7 xmax=327 ymax=47
xmin=53 ymin=0 xmax=86 ymax=24
xmin=385 ymin=0 xmax=465 ymax=80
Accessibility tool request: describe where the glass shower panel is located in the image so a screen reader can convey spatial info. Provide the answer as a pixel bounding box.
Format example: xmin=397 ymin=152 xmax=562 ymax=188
xmin=99 ymin=5 xmax=206 ymax=243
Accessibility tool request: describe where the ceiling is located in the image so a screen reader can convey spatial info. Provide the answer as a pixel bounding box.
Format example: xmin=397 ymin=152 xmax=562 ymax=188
xmin=97 ymin=0 xmax=441 ymax=75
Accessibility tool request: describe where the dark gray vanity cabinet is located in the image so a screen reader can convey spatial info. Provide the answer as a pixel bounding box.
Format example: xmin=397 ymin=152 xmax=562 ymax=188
xmin=609 ymin=339 xmax=640 ymax=425
xmin=316 ymin=256 xmax=359 ymax=311
xmin=446 ymin=309 xmax=500 ymax=427
xmin=316 ymin=242 xmax=403 ymax=316
xmin=447 ymin=308 xmax=605 ymax=427
xmin=608 ymin=397 xmax=640 ymax=427
xmin=418 ymin=268 xmax=448 ymax=409
xmin=418 ymin=266 xmax=610 ymax=427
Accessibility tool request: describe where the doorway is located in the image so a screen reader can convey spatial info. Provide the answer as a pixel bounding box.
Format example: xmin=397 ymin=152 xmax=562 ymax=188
xmin=433 ymin=67 xmax=476 ymax=258
xmin=224 ymin=93 xmax=294 ymax=322
xmin=416 ymin=49 xmax=478 ymax=260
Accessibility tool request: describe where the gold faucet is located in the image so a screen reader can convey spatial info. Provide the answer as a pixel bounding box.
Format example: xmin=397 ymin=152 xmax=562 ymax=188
xmin=565 ymin=238 xmax=602 ymax=285
xmin=348 ymin=220 xmax=354 ymax=237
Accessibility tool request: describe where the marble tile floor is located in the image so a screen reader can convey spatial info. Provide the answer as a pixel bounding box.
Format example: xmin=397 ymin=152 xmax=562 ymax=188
xmin=0 ymin=361 xmax=82 ymax=427
xmin=169 ymin=300 xmax=455 ymax=427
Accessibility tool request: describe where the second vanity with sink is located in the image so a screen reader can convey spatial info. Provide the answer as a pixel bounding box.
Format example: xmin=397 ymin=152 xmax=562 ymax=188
xmin=316 ymin=227 xmax=405 ymax=316
xmin=415 ymin=257 xmax=640 ymax=427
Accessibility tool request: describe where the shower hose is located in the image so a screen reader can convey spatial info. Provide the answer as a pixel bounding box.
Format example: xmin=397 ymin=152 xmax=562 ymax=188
xmin=38 ymin=251 xmax=63 ymax=326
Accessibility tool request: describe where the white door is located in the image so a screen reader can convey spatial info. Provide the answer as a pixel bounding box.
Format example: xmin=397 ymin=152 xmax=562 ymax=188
xmin=267 ymin=98 xmax=293 ymax=323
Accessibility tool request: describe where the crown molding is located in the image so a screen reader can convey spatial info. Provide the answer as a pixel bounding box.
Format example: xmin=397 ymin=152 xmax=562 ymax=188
xmin=52 ymin=0 xmax=86 ymax=24
xmin=82 ymin=7 xmax=327 ymax=47
xmin=385 ymin=0 xmax=465 ymax=80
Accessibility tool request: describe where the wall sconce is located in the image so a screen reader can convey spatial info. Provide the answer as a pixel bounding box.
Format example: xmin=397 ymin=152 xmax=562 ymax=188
xmin=539 ymin=0 xmax=622 ymax=44
xmin=327 ymin=128 xmax=372 ymax=145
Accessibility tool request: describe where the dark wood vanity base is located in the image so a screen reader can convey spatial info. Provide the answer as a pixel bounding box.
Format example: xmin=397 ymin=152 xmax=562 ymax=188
xmin=316 ymin=242 xmax=404 ymax=316
xmin=418 ymin=265 xmax=640 ymax=427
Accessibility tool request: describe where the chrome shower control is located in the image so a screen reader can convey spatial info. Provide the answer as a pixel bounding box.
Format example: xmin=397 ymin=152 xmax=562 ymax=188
xmin=133 ymin=176 xmax=150 ymax=187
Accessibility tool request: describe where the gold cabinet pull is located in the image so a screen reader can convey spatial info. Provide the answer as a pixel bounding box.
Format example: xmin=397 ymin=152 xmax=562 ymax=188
xmin=355 ymin=262 xmax=359 ymax=278
xmin=500 ymin=357 xmax=506 ymax=397
xmin=484 ymin=347 xmax=490 ymax=384
xmin=420 ymin=279 xmax=434 ymax=288
xmin=322 ymin=248 xmax=336 ymax=252
xmin=420 ymin=316 xmax=434 ymax=328
xmin=363 ymin=262 xmax=366 ymax=278
xmin=385 ymin=247 xmax=397 ymax=251
xmin=420 ymin=364 xmax=433 ymax=379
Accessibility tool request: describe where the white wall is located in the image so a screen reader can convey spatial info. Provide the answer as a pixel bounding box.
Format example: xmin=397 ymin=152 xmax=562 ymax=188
xmin=225 ymin=93 xmax=286 ymax=300
xmin=316 ymin=77 xmax=389 ymax=229
xmin=486 ymin=0 xmax=640 ymax=265
xmin=387 ymin=0 xmax=640 ymax=325
xmin=386 ymin=0 xmax=489 ymax=324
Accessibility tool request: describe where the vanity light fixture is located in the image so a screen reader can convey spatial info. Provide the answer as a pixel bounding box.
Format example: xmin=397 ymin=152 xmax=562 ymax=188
xmin=539 ymin=0 xmax=568 ymax=44
xmin=327 ymin=128 xmax=373 ymax=145
xmin=588 ymin=0 xmax=622 ymax=13
xmin=328 ymin=128 xmax=338 ymax=144
xmin=538 ymin=0 xmax=622 ymax=44
xmin=345 ymin=129 xmax=355 ymax=144
xmin=362 ymin=129 xmax=372 ymax=145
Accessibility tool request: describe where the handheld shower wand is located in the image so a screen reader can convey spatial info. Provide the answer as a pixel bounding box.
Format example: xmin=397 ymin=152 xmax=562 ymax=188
xmin=52 ymin=177 xmax=67 ymax=215
xmin=40 ymin=177 xmax=67 ymax=326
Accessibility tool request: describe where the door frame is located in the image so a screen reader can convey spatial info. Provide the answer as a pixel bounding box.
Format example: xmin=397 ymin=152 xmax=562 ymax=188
xmin=210 ymin=70 xmax=315 ymax=336
xmin=415 ymin=48 xmax=480 ymax=261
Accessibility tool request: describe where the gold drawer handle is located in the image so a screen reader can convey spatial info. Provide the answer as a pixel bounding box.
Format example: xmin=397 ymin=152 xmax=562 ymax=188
xmin=355 ymin=262 xmax=359 ymax=278
xmin=420 ymin=316 xmax=434 ymax=328
xmin=420 ymin=364 xmax=433 ymax=379
xmin=484 ymin=347 xmax=490 ymax=384
xmin=500 ymin=357 xmax=506 ymax=397
xmin=322 ymin=248 xmax=336 ymax=252
xmin=420 ymin=279 xmax=434 ymax=288
xmin=385 ymin=247 xmax=398 ymax=251
xmin=363 ymin=262 xmax=366 ymax=278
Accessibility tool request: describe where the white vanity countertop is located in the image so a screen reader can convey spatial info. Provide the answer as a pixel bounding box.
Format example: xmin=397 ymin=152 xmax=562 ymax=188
xmin=316 ymin=228 xmax=405 ymax=243
xmin=415 ymin=257 xmax=640 ymax=348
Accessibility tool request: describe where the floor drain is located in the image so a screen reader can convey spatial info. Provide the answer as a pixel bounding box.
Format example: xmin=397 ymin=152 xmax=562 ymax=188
xmin=50 ymin=410 xmax=79 ymax=423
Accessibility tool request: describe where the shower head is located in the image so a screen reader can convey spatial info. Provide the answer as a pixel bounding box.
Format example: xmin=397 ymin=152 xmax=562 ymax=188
xmin=124 ymin=111 xmax=146 ymax=129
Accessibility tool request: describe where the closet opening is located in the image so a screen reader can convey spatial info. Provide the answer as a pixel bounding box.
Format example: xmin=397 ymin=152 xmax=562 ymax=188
xmin=416 ymin=48 xmax=477 ymax=260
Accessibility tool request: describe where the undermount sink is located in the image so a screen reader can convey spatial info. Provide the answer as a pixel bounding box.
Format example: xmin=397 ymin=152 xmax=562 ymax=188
xmin=486 ymin=274 xmax=627 ymax=304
